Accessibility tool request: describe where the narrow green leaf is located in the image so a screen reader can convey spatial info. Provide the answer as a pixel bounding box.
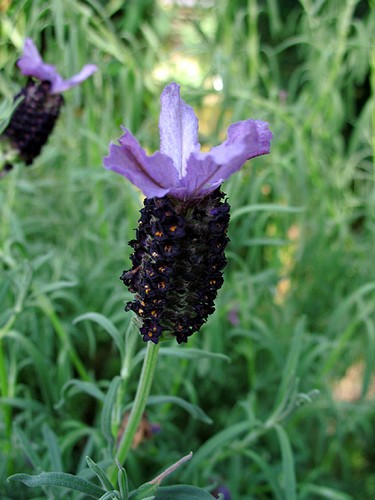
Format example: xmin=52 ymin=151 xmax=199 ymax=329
xmin=14 ymin=426 xmax=42 ymax=471
xmin=8 ymin=472 xmax=105 ymax=498
xmin=42 ymin=424 xmax=63 ymax=472
xmin=244 ymin=449 xmax=284 ymax=500
xmin=101 ymin=376 xmax=121 ymax=445
xmin=0 ymin=396 xmax=45 ymax=413
xmin=300 ymin=483 xmax=352 ymax=500
xmin=362 ymin=317 xmax=375 ymax=398
xmin=129 ymin=482 xmax=158 ymax=500
xmin=117 ymin=462 xmax=129 ymax=500
xmin=150 ymin=452 xmax=193 ymax=486
xmin=99 ymin=491 xmax=121 ymax=499
xmin=270 ymin=318 xmax=305 ymax=419
xmin=159 ymin=347 xmax=230 ymax=362
xmin=73 ymin=312 xmax=124 ymax=359
xmin=146 ymin=395 xmax=212 ymax=424
xmin=86 ymin=456 xmax=116 ymax=492
xmin=231 ymin=204 xmax=304 ymax=221
xmin=274 ymin=424 xmax=297 ymax=500
xmin=60 ymin=379 xmax=105 ymax=404
xmin=327 ymin=282 xmax=375 ymax=330
xmin=36 ymin=280 xmax=77 ymax=295
xmin=6 ymin=331 xmax=54 ymax=407
xmin=52 ymin=0 xmax=65 ymax=47
xmin=181 ymin=421 xmax=249 ymax=479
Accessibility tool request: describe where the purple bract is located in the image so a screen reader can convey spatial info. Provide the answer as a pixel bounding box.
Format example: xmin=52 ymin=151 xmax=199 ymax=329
xmin=17 ymin=38 xmax=97 ymax=94
xmin=103 ymin=82 xmax=272 ymax=200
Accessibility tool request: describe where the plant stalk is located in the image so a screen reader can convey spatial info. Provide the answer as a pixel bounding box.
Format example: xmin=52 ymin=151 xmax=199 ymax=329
xmin=109 ymin=341 xmax=160 ymax=483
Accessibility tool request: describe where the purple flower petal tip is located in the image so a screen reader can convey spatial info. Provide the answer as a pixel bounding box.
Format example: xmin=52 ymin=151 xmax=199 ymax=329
xmin=104 ymin=82 xmax=273 ymax=199
xmin=17 ymin=38 xmax=97 ymax=93
xmin=103 ymin=130 xmax=179 ymax=199
xmin=251 ymin=120 xmax=273 ymax=156
xmin=159 ymin=82 xmax=200 ymax=178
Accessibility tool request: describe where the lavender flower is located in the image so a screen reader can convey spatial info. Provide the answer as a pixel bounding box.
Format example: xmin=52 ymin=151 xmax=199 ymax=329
xmin=1 ymin=38 xmax=97 ymax=170
xmin=104 ymin=83 xmax=272 ymax=344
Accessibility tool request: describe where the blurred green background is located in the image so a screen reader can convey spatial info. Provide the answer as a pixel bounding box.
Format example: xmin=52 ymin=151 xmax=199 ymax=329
xmin=0 ymin=0 xmax=374 ymax=498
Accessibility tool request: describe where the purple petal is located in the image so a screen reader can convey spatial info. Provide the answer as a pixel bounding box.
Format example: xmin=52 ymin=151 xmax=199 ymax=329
xmin=17 ymin=38 xmax=97 ymax=94
xmin=177 ymin=119 xmax=272 ymax=198
xmin=50 ymin=64 xmax=97 ymax=93
xmin=103 ymin=130 xmax=180 ymax=198
xmin=17 ymin=38 xmax=59 ymax=83
xmin=220 ymin=119 xmax=272 ymax=158
xmin=158 ymin=82 xmax=200 ymax=178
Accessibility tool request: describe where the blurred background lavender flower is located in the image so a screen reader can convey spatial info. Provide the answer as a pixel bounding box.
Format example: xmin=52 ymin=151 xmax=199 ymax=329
xmin=0 ymin=38 xmax=97 ymax=175
xmin=211 ymin=483 xmax=231 ymax=500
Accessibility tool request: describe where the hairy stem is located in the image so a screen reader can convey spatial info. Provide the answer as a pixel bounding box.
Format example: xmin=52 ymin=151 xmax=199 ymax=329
xmin=109 ymin=340 xmax=160 ymax=483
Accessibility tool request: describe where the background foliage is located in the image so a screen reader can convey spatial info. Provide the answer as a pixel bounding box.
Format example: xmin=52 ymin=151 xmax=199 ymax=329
xmin=0 ymin=0 xmax=374 ymax=498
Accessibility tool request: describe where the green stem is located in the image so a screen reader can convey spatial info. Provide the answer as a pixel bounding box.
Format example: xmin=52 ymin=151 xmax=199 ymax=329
xmin=108 ymin=341 xmax=160 ymax=484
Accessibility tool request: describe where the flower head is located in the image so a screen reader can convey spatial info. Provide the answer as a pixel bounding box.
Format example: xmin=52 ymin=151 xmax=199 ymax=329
xmin=17 ymin=38 xmax=97 ymax=94
xmin=104 ymin=82 xmax=272 ymax=200
xmin=104 ymin=83 xmax=272 ymax=344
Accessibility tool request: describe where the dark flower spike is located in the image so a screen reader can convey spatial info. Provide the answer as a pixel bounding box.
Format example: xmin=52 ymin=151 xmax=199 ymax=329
xmin=1 ymin=38 xmax=97 ymax=172
xmin=104 ymin=83 xmax=272 ymax=343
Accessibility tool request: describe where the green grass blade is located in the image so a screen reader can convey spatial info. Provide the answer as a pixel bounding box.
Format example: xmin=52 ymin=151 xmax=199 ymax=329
xmin=274 ymin=424 xmax=297 ymax=500
xmin=42 ymin=424 xmax=63 ymax=472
